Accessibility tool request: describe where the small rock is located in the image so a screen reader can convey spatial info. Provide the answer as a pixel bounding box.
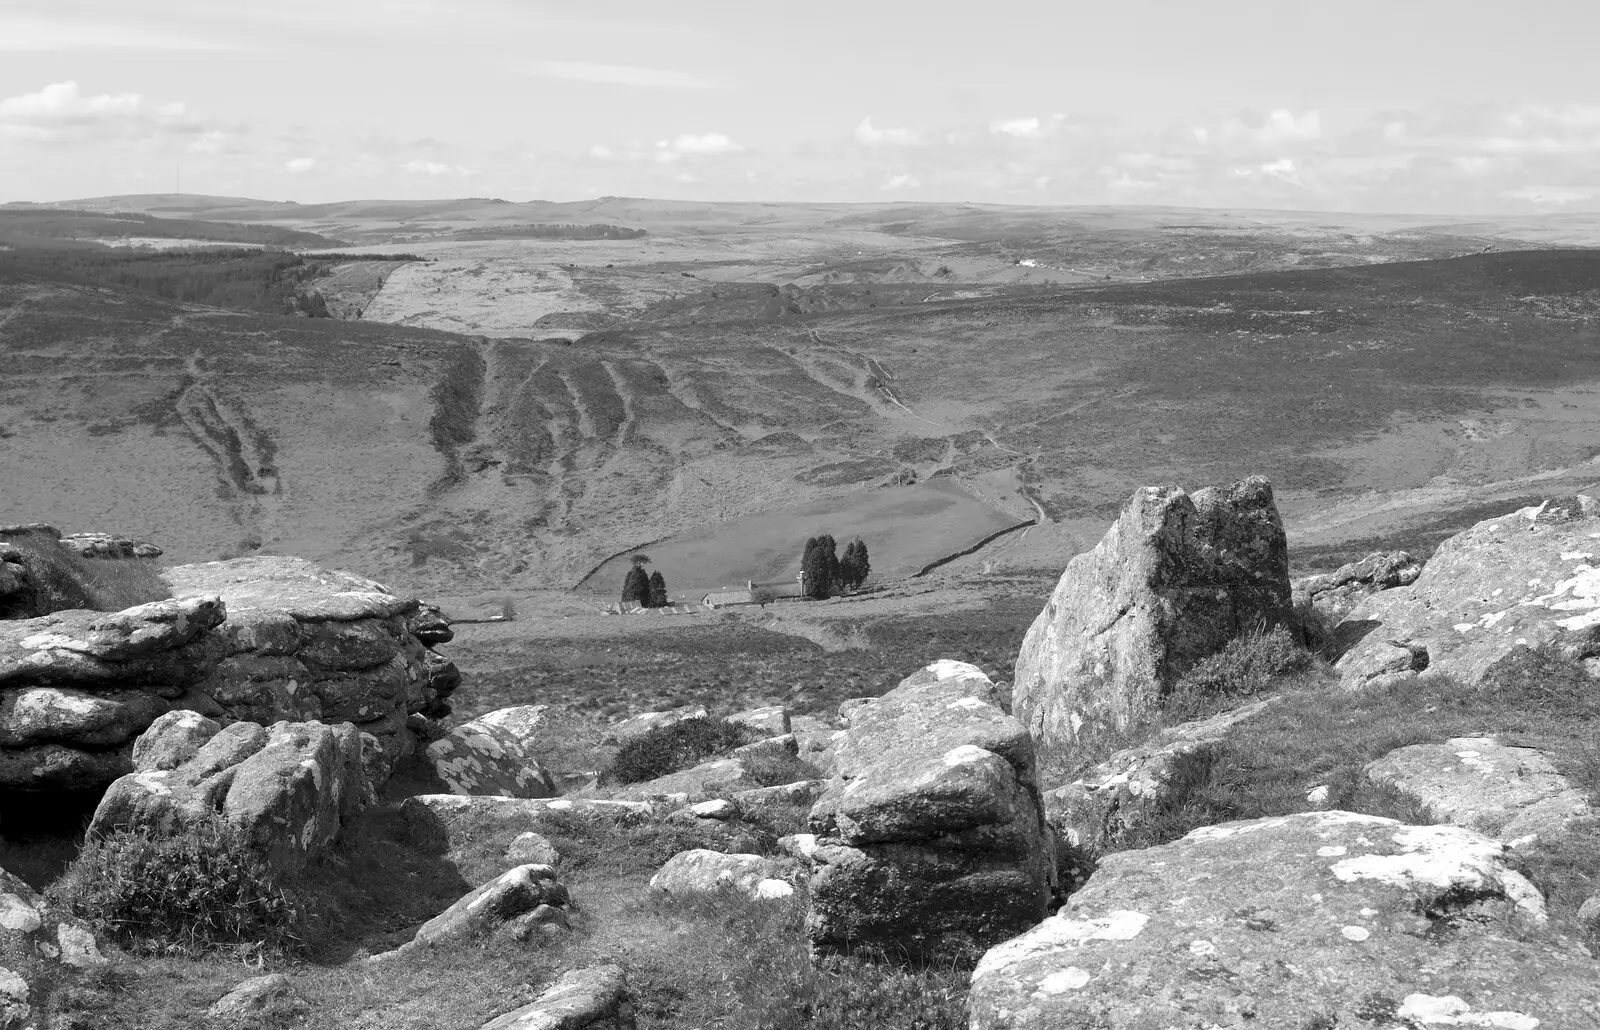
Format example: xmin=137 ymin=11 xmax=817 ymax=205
xmin=207 ymin=973 xmax=310 ymax=1022
xmin=478 ymin=964 xmax=632 ymax=1030
xmin=506 ymin=832 xmax=560 ymax=868
xmin=1578 ymin=895 xmax=1600 ymax=927
xmin=671 ymin=798 xmax=738 ymax=821
xmin=1307 ymin=784 xmax=1331 ymax=806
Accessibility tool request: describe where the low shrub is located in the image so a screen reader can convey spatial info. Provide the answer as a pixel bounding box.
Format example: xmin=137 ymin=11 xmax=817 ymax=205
xmin=610 ymin=717 xmax=755 ymax=784
xmin=740 ymin=748 xmax=825 ymax=788
xmin=51 ymin=816 xmax=300 ymax=956
xmin=1164 ymin=624 xmax=1315 ymax=719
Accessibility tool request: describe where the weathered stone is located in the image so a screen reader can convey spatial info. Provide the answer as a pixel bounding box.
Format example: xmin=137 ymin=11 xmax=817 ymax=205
xmin=131 ymin=709 xmax=221 ymax=770
xmin=207 ymin=973 xmax=310 ymax=1022
xmin=395 ymin=864 xmax=566 ymax=953
xmin=800 ymin=660 xmax=1053 ymax=958
xmin=478 ymin=965 xmax=634 ymax=1030
xmin=1293 ymin=550 xmax=1422 ymax=624
xmin=506 ymin=832 xmax=560 ymax=868
xmin=0 ymin=865 xmax=106 ymax=1030
xmin=968 ymin=811 xmax=1600 ymax=1029
xmin=1043 ymin=700 xmax=1275 ymax=864
xmin=1366 ymin=736 xmax=1597 ymax=847
xmin=1335 ymin=497 xmax=1600 ymax=689
xmin=668 ymin=798 xmax=738 ymax=821
xmin=0 ymin=555 xmax=456 ymax=792
xmin=602 ymin=705 xmax=707 ymax=744
xmin=90 ymin=717 xmax=367 ymax=877
xmin=57 ymin=533 xmax=163 ymax=561
xmin=614 ymin=757 xmax=758 ymax=801
xmin=425 ymin=709 xmax=556 ymax=799
xmin=726 ymin=705 xmax=790 ymax=737
xmin=732 ymin=780 xmax=826 ymax=817
xmin=648 ymin=850 xmax=791 ymax=901
xmin=1013 ymin=477 xmax=1291 ymax=779
xmin=408 ymin=602 xmax=454 ymax=646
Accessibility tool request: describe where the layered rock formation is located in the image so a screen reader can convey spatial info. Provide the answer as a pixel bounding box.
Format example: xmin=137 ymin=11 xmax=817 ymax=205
xmin=89 ymin=711 xmax=369 ymax=876
xmin=1013 ymin=477 xmax=1291 ymax=779
xmin=1293 ymin=550 xmax=1422 ymax=624
xmin=1335 ymin=496 xmax=1600 ymax=689
xmin=796 ymin=660 xmax=1053 ymax=958
xmin=0 ymin=555 xmax=457 ymax=793
xmin=969 ymin=811 xmax=1600 ymax=1028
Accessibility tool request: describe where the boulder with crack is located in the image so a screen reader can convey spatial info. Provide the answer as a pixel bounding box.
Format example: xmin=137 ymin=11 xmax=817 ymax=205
xmin=1013 ymin=477 xmax=1291 ymax=779
xmin=89 ymin=711 xmax=367 ymax=877
xmin=0 ymin=864 xmax=107 ymax=1030
xmin=1366 ymin=735 xmax=1597 ymax=848
xmin=0 ymin=554 xmax=457 ymax=793
xmin=424 ymin=705 xmax=556 ymax=798
xmin=969 ymin=810 xmax=1600 ymax=1029
xmin=1334 ymin=496 xmax=1600 ymax=689
xmin=798 ymin=660 xmax=1053 ymax=959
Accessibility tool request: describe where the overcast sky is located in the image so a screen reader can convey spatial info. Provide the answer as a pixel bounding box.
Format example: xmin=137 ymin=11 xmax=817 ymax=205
xmin=2 ymin=0 xmax=1597 ymax=213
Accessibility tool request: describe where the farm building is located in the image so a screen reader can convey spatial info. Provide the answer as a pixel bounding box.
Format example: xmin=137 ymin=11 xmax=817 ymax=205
xmin=702 ymin=574 xmax=806 ymax=608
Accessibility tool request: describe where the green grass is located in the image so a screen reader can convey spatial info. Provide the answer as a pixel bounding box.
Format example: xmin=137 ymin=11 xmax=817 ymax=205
xmin=0 ymin=533 xmax=171 ymax=615
xmin=609 ymin=717 xmax=757 ymax=785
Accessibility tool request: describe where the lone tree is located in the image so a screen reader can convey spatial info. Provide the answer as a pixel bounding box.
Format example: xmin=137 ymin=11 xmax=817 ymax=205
xmin=840 ymin=538 xmax=871 ymax=590
xmin=802 ymin=535 xmax=838 ymax=600
xmin=648 ymin=570 xmax=669 ymax=608
xmin=621 ymin=554 xmax=651 ymax=607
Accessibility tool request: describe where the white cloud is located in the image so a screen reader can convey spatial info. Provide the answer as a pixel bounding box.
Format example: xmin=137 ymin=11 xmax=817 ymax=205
xmin=405 ymin=159 xmax=473 ymax=176
xmin=882 ymin=173 xmax=920 ymax=190
xmin=1503 ymin=184 xmax=1597 ymax=205
xmin=0 ymin=14 xmax=238 ymax=51
xmin=531 ymin=61 xmax=717 ymax=89
xmin=856 ymin=117 xmax=918 ymax=146
xmin=669 ymin=132 xmax=743 ymax=155
xmin=0 ymin=81 xmax=201 ymax=142
xmin=588 ymin=144 xmax=615 ymax=159
xmin=991 ymin=117 xmax=1042 ymax=138
xmin=286 ymin=157 xmax=315 ymax=173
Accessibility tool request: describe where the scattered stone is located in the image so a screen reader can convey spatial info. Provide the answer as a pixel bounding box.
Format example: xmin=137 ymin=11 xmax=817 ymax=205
xmin=393 ymin=864 xmax=566 ymax=953
xmin=669 ymin=798 xmax=738 ymax=821
xmin=57 ymin=532 xmax=163 ymax=561
xmin=1366 ymin=736 xmax=1596 ymax=846
xmin=801 ymin=660 xmax=1053 ymax=958
xmin=91 ymin=716 xmax=367 ymax=877
xmin=506 ymin=832 xmax=560 ymax=868
xmin=613 ymin=758 xmax=758 ymax=801
xmin=969 ymin=811 xmax=1599 ymax=1029
xmin=1043 ymin=699 xmax=1274 ymax=864
xmin=1013 ymin=477 xmax=1292 ymax=777
xmin=1306 ymin=784 xmax=1331 ymax=806
xmin=424 ymin=706 xmax=556 ymax=799
xmin=207 ymin=973 xmax=310 ymax=1022
xmin=602 ymin=705 xmax=707 ymax=744
xmin=732 ymin=780 xmax=826 ymax=817
xmin=648 ymin=850 xmax=790 ymax=901
xmin=726 ymin=704 xmax=791 ymax=737
xmin=1335 ymin=496 xmax=1600 ymax=689
xmin=0 ymin=864 xmax=107 ymax=1029
xmin=478 ymin=965 xmax=633 ymax=1030
xmin=1294 ymin=550 xmax=1423 ymax=623
xmin=400 ymin=795 xmax=652 ymax=860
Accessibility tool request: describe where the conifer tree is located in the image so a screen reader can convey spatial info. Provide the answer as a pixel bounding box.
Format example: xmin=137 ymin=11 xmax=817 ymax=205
xmin=853 ymin=538 xmax=870 ymax=588
xmin=801 ymin=535 xmax=834 ymax=600
xmin=648 ymin=570 xmax=668 ymax=608
xmin=621 ymin=554 xmax=651 ymax=606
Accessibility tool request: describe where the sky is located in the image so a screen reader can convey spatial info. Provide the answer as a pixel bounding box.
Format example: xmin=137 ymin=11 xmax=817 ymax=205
xmin=2 ymin=0 xmax=1598 ymax=213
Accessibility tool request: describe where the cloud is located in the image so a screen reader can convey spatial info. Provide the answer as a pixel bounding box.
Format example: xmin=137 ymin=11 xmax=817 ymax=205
xmin=1503 ymin=184 xmax=1597 ymax=205
xmin=286 ymin=157 xmax=315 ymax=173
xmin=405 ymin=159 xmax=473 ymax=177
xmin=0 ymin=81 xmax=203 ymax=142
xmin=531 ymin=61 xmax=717 ymax=89
xmin=855 ymin=117 xmax=919 ymax=146
xmin=990 ymin=117 xmax=1042 ymax=138
xmin=669 ymin=132 xmax=743 ymax=155
xmin=882 ymin=173 xmax=919 ymax=190
xmin=0 ymin=13 xmax=238 ymax=51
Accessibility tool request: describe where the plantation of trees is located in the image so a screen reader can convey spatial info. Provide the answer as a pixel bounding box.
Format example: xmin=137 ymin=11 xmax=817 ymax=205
xmin=801 ymin=535 xmax=870 ymax=599
xmin=620 ymin=555 xmax=673 ymax=608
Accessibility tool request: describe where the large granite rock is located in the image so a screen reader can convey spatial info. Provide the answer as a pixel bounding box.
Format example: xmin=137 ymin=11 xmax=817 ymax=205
xmin=479 ymin=965 xmax=634 ymax=1030
xmin=0 ymin=864 xmax=107 ymax=1030
xmin=798 ymin=660 xmax=1053 ymax=959
xmin=1335 ymin=496 xmax=1600 ymax=689
xmin=0 ymin=555 xmax=457 ymax=792
xmin=424 ymin=705 xmax=556 ymax=798
xmin=969 ymin=811 xmax=1600 ymax=1029
xmin=89 ymin=712 xmax=367 ymax=876
xmin=1366 ymin=736 xmax=1597 ymax=848
xmin=648 ymin=850 xmax=794 ymax=902
xmin=1293 ymin=550 xmax=1422 ymax=624
xmin=1014 ymin=477 xmax=1291 ymax=780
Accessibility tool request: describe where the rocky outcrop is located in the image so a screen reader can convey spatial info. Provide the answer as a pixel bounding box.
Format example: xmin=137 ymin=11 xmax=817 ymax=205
xmin=648 ymin=850 xmax=794 ymax=902
xmin=89 ymin=712 xmax=368 ymax=876
xmin=424 ymin=705 xmax=556 ymax=798
xmin=56 ymin=533 xmax=163 ymax=561
xmin=798 ymin=660 xmax=1053 ymax=959
xmin=1294 ymin=550 xmax=1422 ymax=624
xmin=1042 ymin=700 xmax=1273 ymax=874
xmin=388 ymin=864 xmax=568 ymax=954
xmin=1014 ymin=477 xmax=1291 ymax=779
xmin=0 ymin=865 xmax=107 ymax=1030
xmin=1366 ymin=736 xmax=1596 ymax=848
xmin=602 ymin=705 xmax=707 ymax=744
xmin=969 ymin=810 xmax=1600 ymax=1029
xmin=479 ymin=965 xmax=634 ymax=1030
xmin=0 ymin=555 xmax=457 ymax=792
xmin=1335 ymin=496 xmax=1600 ymax=689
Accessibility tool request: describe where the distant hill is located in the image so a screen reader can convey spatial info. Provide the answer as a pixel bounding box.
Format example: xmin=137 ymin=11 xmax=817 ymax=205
xmin=0 ymin=206 xmax=345 ymax=248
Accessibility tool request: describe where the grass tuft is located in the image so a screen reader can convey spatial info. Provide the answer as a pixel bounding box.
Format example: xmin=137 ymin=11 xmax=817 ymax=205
xmin=609 ymin=717 xmax=756 ymax=785
xmin=1 ymin=533 xmax=171 ymax=615
xmin=1164 ymin=624 xmax=1316 ymax=721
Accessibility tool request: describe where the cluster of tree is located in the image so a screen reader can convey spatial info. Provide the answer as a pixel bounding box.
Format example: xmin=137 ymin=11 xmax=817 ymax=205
xmin=801 ymin=535 xmax=871 ymax=600
xmin=620 ymin=554 xmax=671 ymax=608
xmin=0 ymin=244 xmax=354 ymax=317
